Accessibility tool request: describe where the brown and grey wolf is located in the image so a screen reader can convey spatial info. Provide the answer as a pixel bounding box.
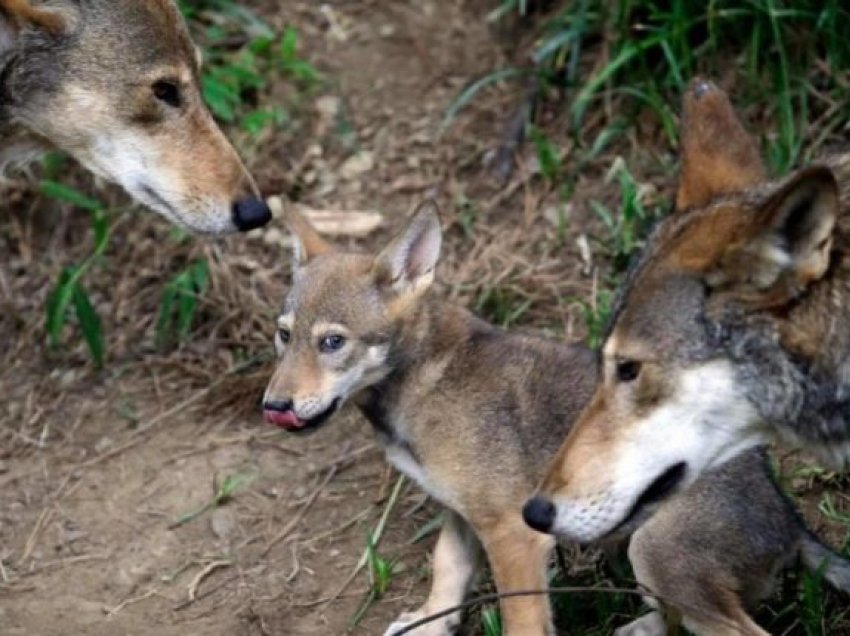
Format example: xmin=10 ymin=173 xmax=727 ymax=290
xmin=528 ymin=80 xmax=850 ymax=541
xmin=0 ymin=0 xmax=270 ymax=233
xmin=527 ymin=77 xmax=850 ymax=553
xmin=262 ymin=199 xmax=850 ymax=635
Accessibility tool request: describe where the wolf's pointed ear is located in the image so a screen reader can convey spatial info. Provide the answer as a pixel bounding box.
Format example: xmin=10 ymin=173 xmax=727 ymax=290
xmin=269 ymin=197 xmax=333 ymax=269
xmin=676 ymin=78 xmax=765 ymax=211
xmin=0 ymin=0 xmax=70 ymax=53
xmin=698 ymin=166 xmax=839 ymax=308
xmin=373 ymin=200 xmax=442 ymax=310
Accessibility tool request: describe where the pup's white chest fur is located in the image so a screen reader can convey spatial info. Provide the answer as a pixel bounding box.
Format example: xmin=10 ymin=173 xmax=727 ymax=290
xmin=384 ymin=441 xmax=461 ymax=511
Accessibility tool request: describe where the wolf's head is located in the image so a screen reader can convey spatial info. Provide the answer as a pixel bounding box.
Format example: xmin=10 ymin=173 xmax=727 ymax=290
xmin=0 ymin=0 xmax=270 ymax=234
xmin=263 ymin=200 xmax=443 ymax=432
xmin=523 ymin=78 xmax=841 ymax=543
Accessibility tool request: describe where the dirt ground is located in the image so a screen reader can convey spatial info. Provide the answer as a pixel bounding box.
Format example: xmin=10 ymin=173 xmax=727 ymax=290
xmin=1 ymin=2 xmax=849 ymax=636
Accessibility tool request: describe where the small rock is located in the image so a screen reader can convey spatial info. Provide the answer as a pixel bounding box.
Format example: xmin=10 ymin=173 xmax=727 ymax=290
xmin=339 ymin=151 xmax=375 ymax=180
xmin=94 ymin=436 xmax=113 ymax=454
xmin=315 ymin=95 xmax=341 ymax=122
xmin=379 ymin=24 xmax=396 ymax=37
xmin=210 ymin=508 xmax=237 ymax=541
xmin=0 ymin=460 xmax=7 ymax=474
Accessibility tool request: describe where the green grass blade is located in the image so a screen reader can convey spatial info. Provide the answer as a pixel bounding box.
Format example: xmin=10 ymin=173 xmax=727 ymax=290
xmin=441 ymin=68 xmax=527 ymax=133
xmin=39 ymin=180 xmax=103 ymax=211
xmin=46 ymin=267 xmax=77 ymax=347
xmin=72 ymin=282 xmax=104 ymax=367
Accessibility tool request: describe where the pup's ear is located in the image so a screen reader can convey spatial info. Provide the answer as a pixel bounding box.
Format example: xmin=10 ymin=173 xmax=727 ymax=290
xmin=676 ymin=78 xmax=765 ymax=211
xmin=695 ymin=166 xmax=839 ymax=308
xmin=373 ymin=200 xmax=442 ymax=312
xmin=269 ymin=197 xmax=333 ymax=269
xmin=0 ymin=0 xmax=70 ymax=53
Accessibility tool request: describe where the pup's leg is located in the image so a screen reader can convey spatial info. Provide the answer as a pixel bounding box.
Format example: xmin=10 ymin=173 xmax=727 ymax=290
xmin=385 ymin=511 xmax=481 ymax=636
xmin=480 ymin=517 xmax=556 ymax=636
xmin=613 ymin=609 xmax=667 ymax=636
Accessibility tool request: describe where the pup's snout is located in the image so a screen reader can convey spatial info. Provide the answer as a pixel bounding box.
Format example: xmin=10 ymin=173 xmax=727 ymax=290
xmin=232 ymin=197 xmax=272 ymax=232
xmin=523 ymin=496 xmax=556 ymax=534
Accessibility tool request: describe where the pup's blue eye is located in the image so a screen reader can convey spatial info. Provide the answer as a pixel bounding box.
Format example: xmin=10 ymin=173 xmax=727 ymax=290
xmin=153 ymin=80 xmax=181 ymax=108
xmin=319 ymin=334 xmax=346 ymax=353
xmin=278 ymin=328 xmax=291 ymax=344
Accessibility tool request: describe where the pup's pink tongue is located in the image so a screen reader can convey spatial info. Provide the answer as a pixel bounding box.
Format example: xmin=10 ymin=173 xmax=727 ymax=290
xmin=264 ymin=409 xmax=305 ymax=430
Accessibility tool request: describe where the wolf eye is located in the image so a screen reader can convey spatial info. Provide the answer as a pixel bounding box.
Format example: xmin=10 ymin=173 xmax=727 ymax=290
xmin=278 ymin=328 xmax=291 ymax=344
xmin=152 ymin=80 xmax=181 ymax=108
xmin=319 ymin=334 xmax=346 ymax=353
xmin=616 ymin=360 xmax=642 ymax=383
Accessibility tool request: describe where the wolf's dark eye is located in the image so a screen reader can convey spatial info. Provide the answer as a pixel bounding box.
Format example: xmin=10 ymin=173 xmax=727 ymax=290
xmin=152 ymin=80 xmax=181 ymax=108
xmin=616 ymin=360 xmax=642 ymax=383
xmin=278 ymin=328 xmax=291 ymax=344
xmin=319 ymin=334 xmax=346 ymax=353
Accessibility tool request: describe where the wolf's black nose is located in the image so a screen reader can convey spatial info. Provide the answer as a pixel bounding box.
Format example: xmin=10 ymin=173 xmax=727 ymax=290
xmin=232 ymin=197 xmax=272 ymax=232
xmin=523 ymin=496 xmax=556 ymax=533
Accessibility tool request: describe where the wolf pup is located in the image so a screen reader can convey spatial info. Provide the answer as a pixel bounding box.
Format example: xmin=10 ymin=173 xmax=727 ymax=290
xmin=528 ymin=77 xmax=850 ymax=547
xmin=263 ymin=200 xmax=850 ymax=635
xmin=0 ymin=0 xmax=270 ymax=233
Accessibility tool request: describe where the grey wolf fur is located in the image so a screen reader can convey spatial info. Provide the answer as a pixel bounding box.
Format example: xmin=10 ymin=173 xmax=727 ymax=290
xmin=0 ymin=0 xmax=270 ymax=233
xmin=262 ymin=199 xmax=850 ymax=635
xmin=620 ymin=449 xmax=850 ymax=636
xmin=530 ymin=78 xmax=850 ymax=547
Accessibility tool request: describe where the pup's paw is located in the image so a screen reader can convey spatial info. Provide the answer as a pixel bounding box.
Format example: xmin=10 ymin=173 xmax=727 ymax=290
xmin=383 ymin=609 xmax=459 ymax=636
xmin=613 ymin=611 xmax=667 ymax=636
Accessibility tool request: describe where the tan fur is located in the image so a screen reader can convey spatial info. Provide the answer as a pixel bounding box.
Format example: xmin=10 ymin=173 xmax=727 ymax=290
xmin=676 ymin=78 xmax=765 ymax=210
xmin=0 ymin=0 xmax=64 ymax=33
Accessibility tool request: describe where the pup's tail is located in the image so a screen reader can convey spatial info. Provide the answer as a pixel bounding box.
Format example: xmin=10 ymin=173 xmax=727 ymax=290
xmin=800 ymin=531 xmax=850 ymax=594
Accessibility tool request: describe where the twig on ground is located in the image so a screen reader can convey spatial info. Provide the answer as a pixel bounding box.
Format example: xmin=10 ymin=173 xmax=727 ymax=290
xmin=103 ymin=588 xmax=159 ymax=618
xmin=300 ymin=509 xmax=370 ymax=546
xmin=187 ymin=560 xmax=232 ymax=602
xmin=305 ymin=443 xmax=377 ymax=477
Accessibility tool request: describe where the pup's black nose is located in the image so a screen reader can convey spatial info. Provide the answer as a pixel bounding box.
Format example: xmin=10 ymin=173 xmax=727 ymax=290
xmin=263 ymin=399 xmax=294 ymax=413
xmin=232 ymin=197 xmax=272 ymax=232
xmin=523 ymin=496 xmax=556 ymax=533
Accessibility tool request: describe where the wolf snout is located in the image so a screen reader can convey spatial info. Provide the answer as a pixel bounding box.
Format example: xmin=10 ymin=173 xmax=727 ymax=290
xmin=523 ymin=496 xmax=556 ymax=533
xmin=232 ymin=197 xmax=272 ymax=232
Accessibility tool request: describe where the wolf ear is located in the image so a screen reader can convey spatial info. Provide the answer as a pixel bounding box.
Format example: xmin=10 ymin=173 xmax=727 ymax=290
xmin=702 ymin=166 xmax=838 ymax=307
xmin=373 ymin=200 xmax=442 ymax=308
xmin=269 ymin=197 xmax=333 ymax=269
xmin=675 ymin=78 xmax=765 ymax=211
xmin=0 ymin=0 xmax=70 ymax=53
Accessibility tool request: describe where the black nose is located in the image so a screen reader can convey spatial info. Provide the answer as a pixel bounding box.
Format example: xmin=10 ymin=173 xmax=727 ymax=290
xmin=263 ymin=399 xmax=293 ymax=412
xmin=232 ymin=197 xmax=272 ymax=232
xmin=523 ymin=496 xmax=556 ymax=533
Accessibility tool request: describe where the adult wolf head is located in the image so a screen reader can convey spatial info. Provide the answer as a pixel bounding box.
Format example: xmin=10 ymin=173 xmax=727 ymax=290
xmin=0 ymin=0 xmax=271 ymax=233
